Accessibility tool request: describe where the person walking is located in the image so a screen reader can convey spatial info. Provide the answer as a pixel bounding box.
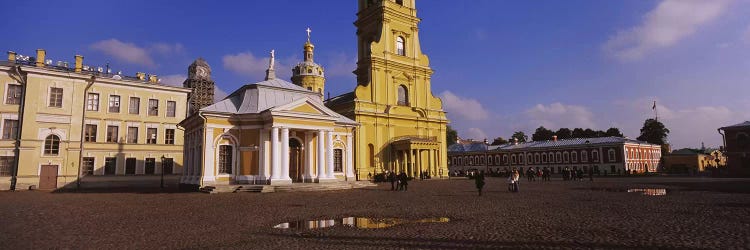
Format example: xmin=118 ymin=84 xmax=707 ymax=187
xmin=399 ymin=172 xmax=408 ymax=191
xmin=389 ymin=171 xmax=396 ymax=191
xmin=475 ymin=171 xmax=486 ymax=196
xmin=512 ymin=169 xmax=520 ymax=192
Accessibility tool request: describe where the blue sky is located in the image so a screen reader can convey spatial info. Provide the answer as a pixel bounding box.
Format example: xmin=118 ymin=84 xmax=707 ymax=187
xmin=4 ymin=0 xmax=750 ymax=149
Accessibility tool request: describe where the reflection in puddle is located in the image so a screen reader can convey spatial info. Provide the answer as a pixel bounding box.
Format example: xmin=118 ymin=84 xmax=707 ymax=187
xmin=273 ymin=217 xmax=450 ymax=230
xmin=627 ymin=188 xmax=667 ymax=196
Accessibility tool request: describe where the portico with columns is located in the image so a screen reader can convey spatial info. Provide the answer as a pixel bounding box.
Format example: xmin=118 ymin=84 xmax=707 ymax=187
xmin=391 ymin=137 xmax=442 ymax=178
xmin=179 ymin=50 xmax=358 ymax=188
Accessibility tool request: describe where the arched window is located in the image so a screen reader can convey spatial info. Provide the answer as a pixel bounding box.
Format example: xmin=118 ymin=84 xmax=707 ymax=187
xmin=218 ymin=145 xmax=233 ymax=174
xmin=503 ymin=155 xmax=508 ymax=164
xmin=556 ymin=152 xmax=562 ymax=163
xmin=334 ymin=149 xmax=343 ymax=172
xmin=511 ymin=155 xmax=516 ymax=164
xmin=581 ymin=151 xmax=588 ymax=162
xmin=519 ymin=154 xmax=524 ymax=164
xmin=572 ymin=151 xmax=578 ymax=162
xmin=396 ymin=36 xmax=405 ymax=56
xmin=397 ymin=85 xmax=408 ymax=106
xmin=592 ymin=151 xmax=599 ymax=162
xmin=564 ymin=152 xmax=569 ymax=163
xmin=44 ymin=135 xmax=60 ymax=155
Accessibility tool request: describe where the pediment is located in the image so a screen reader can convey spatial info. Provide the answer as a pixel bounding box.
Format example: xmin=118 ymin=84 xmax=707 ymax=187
xmin=270 ymin=97 xmax=341 ymax=118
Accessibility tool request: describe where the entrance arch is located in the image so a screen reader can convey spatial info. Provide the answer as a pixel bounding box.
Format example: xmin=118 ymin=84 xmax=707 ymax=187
xmin=289 ymin=138 xmax=303 ymax=182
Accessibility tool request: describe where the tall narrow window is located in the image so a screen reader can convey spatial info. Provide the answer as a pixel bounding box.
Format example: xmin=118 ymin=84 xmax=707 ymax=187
xmin=106 ymin=126 xmax=119 ymax=143
xmin=109 ymin=95 xmax=121 ymax=113
xmin=86 ymin=93 xmax=99 ymax=111
xmin=84 ymin=124 xmax=97 ymax=142
xmin=2 ymin=119 xmax=18 ymax=140
xmin=145 ymin=158 xmax=156 ymax=175
xmin=166 ymin=101 xmax=176 ymax=117
xmin=44 ymin=135 xmax=60 ymax=155
xmin=0 ymin=156 xmax=14 ymax=176
xmin=162 ymin=158 xmax=174 ymax=175
xmin=6 ymin=84 xmax=22 ymax=105
xmin=219 ymin=145 xmax=232 ymax=174
xmin=582 ymin=151 xmax=588 ymax=162
xmin=148 ymin=99 xmax=159 ymax=116
xmin=397 ymin=85 xmax=408 ymax=106
xmin=608 ymin=149 xmax=616 ymax=162
xmin=49 ymin=87 xmax=63 ymax=107
xmin=127 ymin=127 xmax=138 ymax=144
xmin=165 ymin=129 xmax=175 ymax=145
xmin=104 ymin=157 xmax=116 ymax=175
xmin=334 ymin=149 xmax=343 ymax=172
xmin=129 ymin=97 xmax=140 ymax=114
xmin=146 ymin=128 xmax=157 ymax=144
xmin=82 ymin=157 xmax=95 ymax=175
xmin=396 ymin=36 xmax=405 ymax=56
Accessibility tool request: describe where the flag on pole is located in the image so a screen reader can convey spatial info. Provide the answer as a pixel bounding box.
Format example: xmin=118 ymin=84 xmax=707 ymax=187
xmin=652 ymin=101 xmax=656 ymax=110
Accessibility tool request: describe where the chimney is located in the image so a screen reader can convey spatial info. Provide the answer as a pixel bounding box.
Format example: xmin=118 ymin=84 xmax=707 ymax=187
xmin=7 ymin=51 xmax=16 ymax=62
xmin=36 ymin=49 xmax=46 ymax=67
xmin=74 ymin=55 xmax=83 ymax=72
xmin=136 ymin=72 xmax=146 ymax=80
xmin=149 ymin=74 xmax=158 ymax=83
xmin=553 ymin=135 xmax=558 ymax=141
xmin=513 ymin=138 xmax=519 ymax=145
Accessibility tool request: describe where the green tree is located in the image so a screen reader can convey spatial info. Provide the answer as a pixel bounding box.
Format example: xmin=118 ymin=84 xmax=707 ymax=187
xmin=491 ymin=137 xmax=508 ymax=145
xmin=583 ymin=128 xmax=596 ymax=138
xmin=555 ymin=128 xmax=572 ymax=140
xmin=605 ymin=127 xmax=624 ymax=137
xmin=572 ymin=128 xmax=585 ymax=138
xmin=532 ymin=126 xmax=555 ymax=141
xmin=511 ymin=131 xmax=528 ymax=143
xmin=446 ymin=125 xmax=458 ymax=146
xmin=637 ymin=118 xmax=670 ymax=145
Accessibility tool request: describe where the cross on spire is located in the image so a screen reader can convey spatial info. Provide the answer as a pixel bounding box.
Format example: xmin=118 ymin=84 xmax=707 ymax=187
xmin=306 ymin=27 xmax=312 ymax=42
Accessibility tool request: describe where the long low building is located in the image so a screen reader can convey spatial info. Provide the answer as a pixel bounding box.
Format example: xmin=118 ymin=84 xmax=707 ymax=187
xmin=448 ymin=136 xmax=662 ymax=175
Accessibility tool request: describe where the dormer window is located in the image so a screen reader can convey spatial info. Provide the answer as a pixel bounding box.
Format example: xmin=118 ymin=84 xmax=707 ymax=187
xmin=396 ymin=36 xmax=405 ymax=56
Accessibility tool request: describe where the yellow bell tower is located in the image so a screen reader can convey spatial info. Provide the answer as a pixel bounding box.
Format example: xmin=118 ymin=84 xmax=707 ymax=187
xmin=328 ymin=0 xmax=449 ymax=179
xmin=292 ymin=28 xmax=326 ymax=98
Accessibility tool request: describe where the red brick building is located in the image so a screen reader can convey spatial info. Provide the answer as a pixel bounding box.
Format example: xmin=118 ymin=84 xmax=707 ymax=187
xmin=719 ymin=121 xmax=750 ymax=176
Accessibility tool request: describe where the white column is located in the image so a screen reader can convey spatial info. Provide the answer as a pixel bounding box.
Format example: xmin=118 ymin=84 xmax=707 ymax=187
xmin=202 ymin=128 xmax=215 ymax=183
xmin=317 ymin=130 xmax=326 ymax=180
xmin=326 ymin=130 xmax=335 ymax=178
xmin=281 ymin=127 xmax=291 ymax=180
xmin=304 ymin=132 xmax=313 ymax=181
xmin=258 ymin=128 xmax=268 ymax=180
xmin=271 ymin=127 xmax=280 ymax=180
xmin=346 ymin=133 xmax=355 ymax=179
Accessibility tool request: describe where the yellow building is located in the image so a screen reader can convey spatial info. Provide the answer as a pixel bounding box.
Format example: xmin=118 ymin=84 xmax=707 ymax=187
xmin=180 ymin=49 xmax=358 ymax=187
xmin=0 ymin=50 xmax=189 ymax=190
xmin=327 ymin=0 xmax=449 ymax=179
xmin=663 ymin=148 xmax=726 ymax=174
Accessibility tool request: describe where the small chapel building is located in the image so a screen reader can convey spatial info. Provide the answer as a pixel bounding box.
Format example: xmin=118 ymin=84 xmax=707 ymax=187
xmin=180 ymin=41 xmax=358 ymax=187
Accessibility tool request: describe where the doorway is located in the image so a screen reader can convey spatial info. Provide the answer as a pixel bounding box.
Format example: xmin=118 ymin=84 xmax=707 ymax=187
xmin=289 ymin=138 xmax=303 ymax=182
xmin=39 ymin=165 xmax=58 ymax=189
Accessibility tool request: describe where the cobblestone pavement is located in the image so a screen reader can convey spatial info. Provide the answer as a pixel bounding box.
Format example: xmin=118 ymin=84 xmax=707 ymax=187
xmin=1 ymin=177 xmax=749 ymax=249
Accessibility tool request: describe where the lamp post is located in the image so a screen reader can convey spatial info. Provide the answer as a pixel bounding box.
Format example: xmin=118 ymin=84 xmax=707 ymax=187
xmin=160 ymin=155 xmax=165 ymax=189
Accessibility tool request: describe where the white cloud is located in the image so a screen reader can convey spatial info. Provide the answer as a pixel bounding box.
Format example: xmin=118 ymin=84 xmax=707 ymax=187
xmin=467 ymin=128 xmax=488 ymax=141
xmin=222 ymin=51 xmax=291 ymax=81
xmin=603 ymin=0 xmax=731 ymax=61
xmin=324 ymin=52 xmax=357 ymax=78
xmin=150 ymin=43 xmax=184 ymax=55
xmin=90 ymin=39 xmax=155 ymax=67
xmin=439 ymin=91 xmax=489 ymax=121
xmin=524 ymin=103 xmax=596 ymax=129
xmin=159 ymin=74 xmax=186 ymax=87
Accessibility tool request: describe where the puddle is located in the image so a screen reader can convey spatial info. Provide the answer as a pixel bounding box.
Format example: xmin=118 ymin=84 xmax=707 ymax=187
xmin=273 ymin=217 xmax=450 ymax=230
xmin=627 ymin=188 xmax=667 ymax=196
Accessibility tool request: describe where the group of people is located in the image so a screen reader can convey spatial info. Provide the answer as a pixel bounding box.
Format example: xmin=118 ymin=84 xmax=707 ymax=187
xmin=475 ymin=168 xmax=522 ymax=195
xmin=524 ymin=167 xmax=552 ymax=181
xmin=387 ymin=171 xmax=409 ymax=191
xmin=561 ymin=167 xmax=594 ymax=181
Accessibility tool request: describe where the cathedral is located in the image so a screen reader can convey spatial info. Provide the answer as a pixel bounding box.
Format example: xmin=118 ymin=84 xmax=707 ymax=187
xmin=180 ymin=0 xmax=448 ymax=187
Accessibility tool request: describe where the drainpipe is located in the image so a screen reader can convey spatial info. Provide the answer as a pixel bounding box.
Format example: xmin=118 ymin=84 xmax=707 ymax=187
xmin=198 ymin=111 xmax=208 ymax=187
xmin=717 ymin=128 xmax=726 ymax=153
xmin=76 ymin=75 xmax=95 ymax=190
xmin=9 ymin=66 xmax=27 ymax=191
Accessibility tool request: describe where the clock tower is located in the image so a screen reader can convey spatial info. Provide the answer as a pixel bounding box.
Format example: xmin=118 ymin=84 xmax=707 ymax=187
xmin=183 ymin=58 xmax=216 ymax=114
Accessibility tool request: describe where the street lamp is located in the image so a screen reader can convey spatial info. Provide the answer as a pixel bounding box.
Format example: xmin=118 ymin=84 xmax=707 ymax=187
xmin=160 ymin=155 xmax=165 ymax=189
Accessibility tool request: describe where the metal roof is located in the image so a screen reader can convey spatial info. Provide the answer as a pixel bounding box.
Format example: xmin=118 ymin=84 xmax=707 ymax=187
xmin=721 ymin=121 xmax=750 ymax=129
xmin=449 ymin=136 xmax=658 ymax=153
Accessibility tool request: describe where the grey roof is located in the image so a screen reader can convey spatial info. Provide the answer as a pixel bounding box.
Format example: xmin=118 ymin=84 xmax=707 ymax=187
xmin=449 ymin=136 xmax=658 ymax=153
xmin=721 ymin=121 xmax=750 ymax=129
xmin=670 ymin=148 xmax=706 ymax=155
xmin=448 ymin=142 xmax=488 ymax=152
xmin=200 ymin=78 xmax=356 ymax=125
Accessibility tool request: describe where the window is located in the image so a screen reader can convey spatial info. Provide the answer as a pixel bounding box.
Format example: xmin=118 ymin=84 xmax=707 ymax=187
xmin=82 ymin=157 xmax=95 ymax=175
xmin=535 ymin=153 xmax=540 ymax=163
xmin=104 ymin=157 xmax=116 ymax=175
xmin=147 ymin=128 xmax=157 ymax=144
xmin=556 ymin=152 xmax=562 ymax=163
xmin=503 ymin=155 xmax=508 ymax=164
xmin=166 ymin=101 xmax=176 ymax=117
xmin=0 ymin=156 xmax=14 ymax=176
xmin=49 ymin=87 xmax=63 ymax=107
xmin=592 ymin=151 xmax=599 ymax=162
xmin=148 ymin=99 xmax=159 ymax=116
xmin=6 ymin=84 xmax=22 ymax=105
xmin=2 ymin=119 xmax=18 ymax=140
xmin=44 ymin=135 xmax=60 ymax=155
xmin=334 ymin=149 xmax=343 ymax=172
xmin=84 ymin=124 xmax=97 ymax=142
xmin=519 ymin=154 xmax=524 ymax=164
xmin=127 ymin=127 xmax=138 ymax=144
xmin=397 ymin=85 xmax=408 ymax=106
xmin=582 ymin=151 xmax=588 ymax=162
xmin=219 ymin=145 xmax=233 ymax=174
xmin=106 ymin=126 xmax=118 ymax=143
xmin=527 ymin=154 xmax=532 ymax=164
xmin=511 ymin=155 xmax=516 ymax=164
xmin=396 ymin=36 xmax=405 ymax=56
xmin=572 ymin=151 xmax=578 ymax=162
xmin=86 ymin=93 xmax=99 ymax=111
xmin=564 ymin=152 xmax=570 ymax=163
xmin=145 ymin=158 xmax=155 ymax=175
xmin=109 ymin=95 xmax=121 ymax=113
xmin=165 ymin=129 xmax=175 ymax=144
xmin=125 ymin=158 xmax=136 ymax=175
xmin=129 ymin=97 xmax=140 ymax=114
xmin=542 ymin=153 xmax=547 ymax=163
